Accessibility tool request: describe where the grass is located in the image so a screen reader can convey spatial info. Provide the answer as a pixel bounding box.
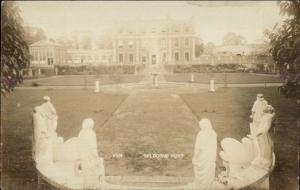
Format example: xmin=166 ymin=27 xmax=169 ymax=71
xmin=1 ymin=87 xmax=298 ymax=190
xmin=164 ymin=73 xmax=283 ymax=84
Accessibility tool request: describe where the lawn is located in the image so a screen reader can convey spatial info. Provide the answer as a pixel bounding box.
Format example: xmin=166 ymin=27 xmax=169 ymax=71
xmin=21 ymin=74 xmax=144 ymax=87
xmin=164 ymin=73 xmax=283 ymax=84
xmin=1 ymin=87 xmax=298 ymax=190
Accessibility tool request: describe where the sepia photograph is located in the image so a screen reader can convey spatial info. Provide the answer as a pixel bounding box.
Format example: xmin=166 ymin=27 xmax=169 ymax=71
xmin=1 ymin=1 xmax=299 ymax=190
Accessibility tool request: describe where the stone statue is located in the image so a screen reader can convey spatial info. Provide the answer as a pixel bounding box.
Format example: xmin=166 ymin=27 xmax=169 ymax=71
xmin=190 ymin=118 xmax=217 ymax=189
xmin=218 ymin=100 xmax=275 ymax=189
xmin=41 ymin=96 xmax=58 ymax=137
xmin=32 ymin=106 xmax=53 ymax=165
xmin=250 ymin=94 xmax=268 ymax=134
xmin=251 ymin=105 xmax=275 ymax=169
xmin=76 ymin=118 xmax=106 ymax=189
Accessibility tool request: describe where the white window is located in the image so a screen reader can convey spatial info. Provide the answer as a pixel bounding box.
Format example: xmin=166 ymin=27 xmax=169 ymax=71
xmin=129 ymin=54 xmax=134 ymax=63
xmin=175 ymin=52 xmax=179 ymax=61
xmin=185 ymin=52 xmax=190 ymax=61
xmin=162 ymin=53 xmax=167 ymax=62
xmin=119 ymin=54 xmax=123 ymax=63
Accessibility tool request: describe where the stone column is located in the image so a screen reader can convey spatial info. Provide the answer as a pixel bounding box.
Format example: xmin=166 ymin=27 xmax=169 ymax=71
xmin=209 ymin=79 xmax=215 ymax=92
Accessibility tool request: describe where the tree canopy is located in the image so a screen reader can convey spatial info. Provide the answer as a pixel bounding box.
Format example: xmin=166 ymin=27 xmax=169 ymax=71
xmin=222 ymin=32 xmax=247 ymax=46
xmin=266 ymin=1 xmax=300 ymax=86
xmin=1 ymin=1 xmax=30 ymax=95
xmin=24 ymin=27 xmax=47 ymax=45
xmin=265 ymin=1 xmax=300 ymax=99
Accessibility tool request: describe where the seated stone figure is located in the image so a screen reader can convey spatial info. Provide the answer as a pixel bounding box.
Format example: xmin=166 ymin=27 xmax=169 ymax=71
xmin=32 ymin=106 xmax=53 ymax=165
xmin=75 ymin=118 xmax=106 ymax=189
xmin=33 ymin=97 xmax=63 ymax=166
xmin=190 ymin=118 xmax=217 ymax=189
xmin=250 ymin=94 xmax=268 ymax=135
xmin=41 ymin=96 xmax=58 ymax=137
xmin=251 ymin=105 xmax=275 ymax=169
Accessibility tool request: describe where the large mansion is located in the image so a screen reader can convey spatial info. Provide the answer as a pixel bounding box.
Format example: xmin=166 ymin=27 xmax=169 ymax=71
xmin=29 ymin=18 xmax=195 ymax=68
xmin=29 ymin=18 xmax=273 ymax=70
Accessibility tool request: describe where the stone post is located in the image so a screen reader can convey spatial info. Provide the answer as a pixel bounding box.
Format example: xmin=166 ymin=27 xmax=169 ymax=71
xmin=190 ymin=73 xmax=194 ymax=82
xmin=55 ymin=67 xmax=58 ymax=76
xmin=95 ymin=80 xmax=100 ymax=93
xmin=209 ymin=79 xmax=215 ymax=92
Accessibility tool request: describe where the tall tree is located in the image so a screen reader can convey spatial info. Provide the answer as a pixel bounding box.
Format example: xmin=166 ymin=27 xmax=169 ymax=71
xmin=35 ymin=28 xmax=47 ymax=42
xmin=24 ymin=27 xmax=47 ymax=45
xmin=265 ymin=0 xmax=300 ymax=91
xmin=1 ymin=1 xmax=30 ymax=95
xmin=203 ymin=42 xmax=215 ymax=55
xmin=81 ymin=33 xmax=92 ymax=49
xmin=223 ymin=32 xmax=247 ymax=46
xmin=195 ymin=37 xmax=204 ymax=57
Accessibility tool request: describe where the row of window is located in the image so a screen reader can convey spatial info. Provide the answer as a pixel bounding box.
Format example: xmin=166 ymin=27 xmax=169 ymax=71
xmin=118 ymin=52 xmax=190 ymax=63
xmin=68 ymin=55 xmax=112 ymax=61
xmin=30 ymin=48 xmax=64 ymax=63
xmin=31 ymin=58 xmax=54 ymax=66
xmin=118 ymin=26 xmax=191 ymax=34
xmin=117 ymin=38 xmax=190 ymax=49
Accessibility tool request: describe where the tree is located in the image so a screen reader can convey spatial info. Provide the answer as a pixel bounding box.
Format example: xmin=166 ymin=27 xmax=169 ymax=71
xmin=35 ymin=28 xmax=47 ymax=41
xmin=24 ymin=27 xmax=47 ymax=45
xmin=1 ymin=1 xmax=30 ymax=95
xmin=203 ymin=42 xmax=215 ymax=55
xmin=96 ymin=33 xmax=113 ymax=49
xmin=223 ymin=32 xmax=247 ymax=46
xmin=195 ymin=37 xmax=204 ymax=57
xmin=81 ymin=34 xmax=92 ymax=49
xmin=265 ymin=1 xmax=300 ymax=96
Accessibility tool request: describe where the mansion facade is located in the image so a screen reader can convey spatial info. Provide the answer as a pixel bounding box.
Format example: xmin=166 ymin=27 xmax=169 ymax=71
xmin=112 ymin=18 xmax=196 ymax=65
xmin=28 ymin=18 xmax=273 ymax=73
xmin=29 ymin=18 xmax=196 ymax=68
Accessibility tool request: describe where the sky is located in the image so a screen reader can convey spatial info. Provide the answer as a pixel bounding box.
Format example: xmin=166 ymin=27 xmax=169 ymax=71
xmin=18 ymin=1 xmax=285 ymax=45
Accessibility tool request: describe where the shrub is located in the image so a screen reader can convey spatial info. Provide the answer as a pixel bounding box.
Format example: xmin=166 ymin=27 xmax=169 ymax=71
xmin=31 ymin=82 xmax=39 ymax=87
